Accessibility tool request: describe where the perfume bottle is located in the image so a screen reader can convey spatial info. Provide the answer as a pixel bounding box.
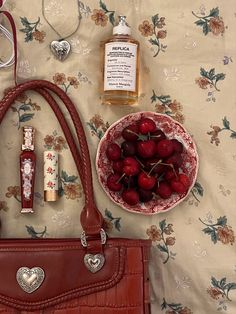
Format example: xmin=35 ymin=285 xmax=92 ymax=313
xmin=20 ymin=126 xmax=36 ymax=213
xmin=101 ymin=16 xmax=140 ymax=105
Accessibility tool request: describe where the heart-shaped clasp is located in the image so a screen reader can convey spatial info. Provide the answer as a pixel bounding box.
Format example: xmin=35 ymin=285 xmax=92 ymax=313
xmin=50 ymin=40 xmax=71 ymax=61
xmin=16 ymin=267 xmax=45 ymax=294
xmin=84 ymin=254 xmax=105 ymax=273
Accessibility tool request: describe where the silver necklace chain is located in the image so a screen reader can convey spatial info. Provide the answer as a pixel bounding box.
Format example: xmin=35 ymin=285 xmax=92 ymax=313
xmin=42 ymin=0 xmax=81 ymax=61
xmin=42 ymin=0 xmax=81 ymax=41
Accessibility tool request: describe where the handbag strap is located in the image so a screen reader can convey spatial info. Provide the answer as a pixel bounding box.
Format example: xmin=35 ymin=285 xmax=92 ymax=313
xmin=0 ymin=80 xmax=104 ymax=237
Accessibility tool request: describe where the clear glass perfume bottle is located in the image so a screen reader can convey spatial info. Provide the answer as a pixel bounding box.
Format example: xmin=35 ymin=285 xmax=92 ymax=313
xmin=101 ymin=16 xmax=140 ymax=105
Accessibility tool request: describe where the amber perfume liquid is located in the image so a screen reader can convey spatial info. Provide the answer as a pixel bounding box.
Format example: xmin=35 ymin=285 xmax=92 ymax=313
xmin=101 ymin=16 xmax=140 ymax=105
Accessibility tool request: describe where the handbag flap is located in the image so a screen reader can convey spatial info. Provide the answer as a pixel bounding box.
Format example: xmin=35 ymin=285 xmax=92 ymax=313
xmin=0 ymin=238 xmax=126 ymax=310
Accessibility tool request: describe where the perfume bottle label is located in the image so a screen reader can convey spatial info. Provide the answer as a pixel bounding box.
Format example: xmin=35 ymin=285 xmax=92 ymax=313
xmin=104 ymin=42 xmax=137 ymax=92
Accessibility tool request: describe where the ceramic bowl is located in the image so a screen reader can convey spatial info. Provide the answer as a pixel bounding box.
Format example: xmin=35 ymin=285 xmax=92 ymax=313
xmin=96 ymin=111 xmax=199 ymax=215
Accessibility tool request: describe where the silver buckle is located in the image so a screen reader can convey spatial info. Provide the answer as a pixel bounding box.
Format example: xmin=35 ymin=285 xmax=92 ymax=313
xmin=81 ymin=228 xmax=106 ymax=248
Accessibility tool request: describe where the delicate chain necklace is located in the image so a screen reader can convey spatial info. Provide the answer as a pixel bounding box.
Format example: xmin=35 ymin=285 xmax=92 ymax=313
xmin=0 ymin=0 xmax=15 ymax=68
xmin=42 ymin=0 xmax=81 ymax=61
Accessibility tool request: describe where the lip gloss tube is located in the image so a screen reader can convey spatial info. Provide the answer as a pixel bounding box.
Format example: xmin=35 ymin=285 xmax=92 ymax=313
xmin=20 ymin=126 xmax=36 ymax=213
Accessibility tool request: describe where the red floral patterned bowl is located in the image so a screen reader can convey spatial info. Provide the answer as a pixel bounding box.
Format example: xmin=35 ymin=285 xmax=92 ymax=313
xmin=96 ymin=111 xmax=199 ymax=215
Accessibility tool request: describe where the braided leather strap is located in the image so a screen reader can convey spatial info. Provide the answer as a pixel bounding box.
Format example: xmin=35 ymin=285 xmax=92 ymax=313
xmin=0 ymin=80 xmax=103 ymax=235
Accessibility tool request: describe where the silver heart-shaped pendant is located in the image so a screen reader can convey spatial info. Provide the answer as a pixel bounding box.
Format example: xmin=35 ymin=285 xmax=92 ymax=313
xmin=16 ymin=267 xmax=45 ymax=294
xmin=50 ymin=40 xmax=71 ymax=61
xmin=84 ymin=254 xmax=105 ymax=273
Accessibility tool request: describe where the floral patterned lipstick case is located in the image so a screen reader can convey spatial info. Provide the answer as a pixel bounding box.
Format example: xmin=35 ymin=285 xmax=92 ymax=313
xmin=44 ymin=150 xmax=59 ymax=202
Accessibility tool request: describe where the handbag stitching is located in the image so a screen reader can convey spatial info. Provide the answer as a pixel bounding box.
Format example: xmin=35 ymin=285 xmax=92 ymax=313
xmin=0 ymin=239 xmax=151 ymax=251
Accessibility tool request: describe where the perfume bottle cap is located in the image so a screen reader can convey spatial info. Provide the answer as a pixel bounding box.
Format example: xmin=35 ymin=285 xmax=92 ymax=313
xmin=113 ymin=16 xmax=131 ymax=35
xmin=22 ymin=126 xmax=35 ymax=151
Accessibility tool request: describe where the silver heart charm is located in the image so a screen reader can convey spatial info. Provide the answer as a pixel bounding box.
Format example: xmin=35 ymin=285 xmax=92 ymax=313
xmin=50 ymin=40 xmax=71 ymax=61
xmin=16 ymin=267 xmax=45 ymax=294
xmin=84 ymin=254 xmax=105 ymax=273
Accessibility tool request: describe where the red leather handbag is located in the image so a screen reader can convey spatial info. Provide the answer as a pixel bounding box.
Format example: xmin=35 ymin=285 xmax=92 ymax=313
xmin=0 ymin=80 xmax=151 ymax=313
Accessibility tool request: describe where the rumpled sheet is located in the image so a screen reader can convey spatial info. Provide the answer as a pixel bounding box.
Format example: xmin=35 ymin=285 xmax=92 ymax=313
xmin=0 ymin=1 xmax=236 ymax=313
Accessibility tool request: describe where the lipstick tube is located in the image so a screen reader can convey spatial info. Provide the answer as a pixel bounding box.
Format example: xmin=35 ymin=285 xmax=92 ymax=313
xmin=20 ymin=126 xmax=36 ymax=213
xmin=44 ymin=150 xmax=59 ymax=202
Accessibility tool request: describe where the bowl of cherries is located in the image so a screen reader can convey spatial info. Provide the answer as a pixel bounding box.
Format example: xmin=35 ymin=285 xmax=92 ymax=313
xmin=96 ymin=112 xmax=199 ymax=215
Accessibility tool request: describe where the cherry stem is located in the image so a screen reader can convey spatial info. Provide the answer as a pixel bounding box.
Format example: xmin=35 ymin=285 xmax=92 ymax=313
xmin=141 ymin=168 xmax=149 ymax=175
xmin=127 ymin=129 xmax=139 ymax=137
xmin=116 ymin=173 xmax=126 ymax=184
xmin=148 ymin=159 xmax=163 ymax=176
xmin=159 ymin=162 xmax=178 ymax=178
xmin=150 ymin=134 xmax=161 ymax=139
xmin=135 ymin=157 xmax=145 ymax=168
xmin=127 ymin=129 xmax=147 ymax=141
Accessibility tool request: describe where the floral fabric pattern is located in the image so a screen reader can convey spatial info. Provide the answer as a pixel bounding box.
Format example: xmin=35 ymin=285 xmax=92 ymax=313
xmin=192 ymin=7 xmax=225 ymax=36
xmin=26 ymin=225 xmax=48 ymax=238
xmin=59 ymin=170 xmax=83 ymax=200
xmin=186 ymin=181 xmax=204 ymax=206
xmin=139 ymin=14 xmax=167 ymax=57
xmin=20 ymin=17 xmax=46 ymax=43
xmin=151 ymin=90 xmax=185 ymax=124
xmin=44 ymin=131 xmax=68 ymax=152
xmin=207 ymin=276 xmax=236 ymax=311
xmin=207 ymin=117 xmax=236 ymax=146
xmin=0 ymin=201 xmax=8 ymax=212
xmin=87 ymin=114 xmax=110 ymax=139
xmin=161 ymin=298 xmax=193 ymax=314
xmin=91 ymin=0 xmax=115 ymax=26
xmin=3 ymin=88 xmax=41 ymax=129
xmin=199 ymin=215 xmax=235 ymax=245
xmin=0 ymin=1 xmax=236 ymax=313
xmin=103 ymin=209 xmax=121 ymax=232
xmin=52 ymin=73 xmax=80 ymax=93
xmin=146 ymin=220 xmax=176 ymax=264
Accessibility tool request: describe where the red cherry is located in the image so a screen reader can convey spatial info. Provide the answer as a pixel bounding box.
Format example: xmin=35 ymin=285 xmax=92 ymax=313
xmin=122 ymin=175 xmax=137 ymax=188
xmin=122 ymin=124 xmax=139 ymax=141
xmin=179 ymin=173 xmax=190 ymax=189
xmin=150 ymin=129 xmax=166 ymax=142
xmin=138 ymin=172 xmax=156 ymax=190
xmin=138 ymin=118 xmax=156 ymax=134
xmin=121 ymin=141 xmax=136 ymax=157
xmin=137 ymin=140 xmax=156 ymax=159
xmin=156 ymin=139 xmax=174 ymax=158
xmin=156 ymin=182 xmax=172 ymax=199
xmin=107 ymin=173 xmax=123 ymax=191
xmin=145 ymin=158 xmax=166 ymax=174
xmin=123 ymin=157 xmax=140 ymax=176
xmin=112 ymin=160 xmax=124 ymax=174
xmin=165 ymin=153 xmax=183 ymax=168
xmin=164 ymin=169 xmax=177 ymax=181
xmin=122 ymin=189 xmax=139 ymax=205
xmin=106 ymin=143 xmax=121 ymax=161
xmin=170 ymin=175 xmax=189 ymax=194
xmin=138 ymin=189 xmax=153 ymax=202
xmin=170 ymin=180 xmax=186 ymax=194
xmin=171 ymin=139 xmax=183 ymax=153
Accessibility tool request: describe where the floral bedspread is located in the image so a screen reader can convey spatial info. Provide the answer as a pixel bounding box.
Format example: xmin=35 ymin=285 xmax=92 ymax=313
xmin=0 ymin=1 xmax=236 ymax=313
